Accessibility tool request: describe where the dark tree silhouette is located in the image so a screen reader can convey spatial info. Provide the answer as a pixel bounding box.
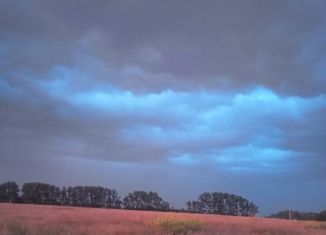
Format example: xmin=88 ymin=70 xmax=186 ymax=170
xmin=60 ymin=187 xmax=69 ymax=205
xmin=318 ymin=210 xmax=326 ymax=221
xmin=2 ymin=181 xmax=263 ymax=217
xmin=269 ymin=209 xmax=321 ymax=221
xmin=0 ymin=181 xmax=19 ymax=203
xmin=21 ymin=182 xmax=61 ymax=205
xmin=123 ymin=191 xmax=169 ymax=211
xmin=63 ymin=186 xmax=121 ymax=208
xmin=187 ymin=192 xmax=258 ymax=216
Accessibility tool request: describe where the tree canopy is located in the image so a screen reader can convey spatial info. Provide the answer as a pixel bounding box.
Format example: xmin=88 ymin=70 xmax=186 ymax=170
xmin=20 ymin=182 xmax=121 ymax=208
xmin=0 ymin=181 xmax=19 ymax=203
xmin=187 ymin=192 xmax=258 ymax=216
xmin=0 ymin=181 xmax=264 ymax=217
xmin=123 ymin=191 xmax=169 ymax=211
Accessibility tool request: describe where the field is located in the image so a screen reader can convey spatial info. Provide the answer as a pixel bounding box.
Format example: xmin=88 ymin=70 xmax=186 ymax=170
xmin=0 ymin=203 xmax=326 ymax=235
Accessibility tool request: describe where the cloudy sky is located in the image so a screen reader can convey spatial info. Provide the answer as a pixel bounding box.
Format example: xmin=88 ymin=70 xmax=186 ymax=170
xmin=0 ymin=0 xmax=325 ymax=215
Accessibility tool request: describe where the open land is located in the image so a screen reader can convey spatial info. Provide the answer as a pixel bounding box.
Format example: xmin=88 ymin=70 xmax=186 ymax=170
xmin=1 ymin=203 xmax=326 ymax=235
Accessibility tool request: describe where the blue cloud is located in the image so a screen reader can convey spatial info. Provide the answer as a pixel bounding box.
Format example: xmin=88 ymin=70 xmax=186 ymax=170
xmin=4 ymin=72 xmax=324 ymax=167
xmin=168 ymin=153 xmax=199 ymax=165
xmin=214 ymin=145 xmax=295 ymax=170
xmin=1 ymin=0 xmax=326 ymax=215
xmin=16 ymin=75 xmax=321 ymax=176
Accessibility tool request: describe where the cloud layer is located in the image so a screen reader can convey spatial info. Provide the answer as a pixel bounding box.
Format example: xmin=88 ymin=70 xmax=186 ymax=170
xmin=1 ymin=0 xmax=325 ymax=215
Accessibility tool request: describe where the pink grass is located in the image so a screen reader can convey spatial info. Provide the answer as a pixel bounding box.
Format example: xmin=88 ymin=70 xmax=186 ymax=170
xmin=0 ymin=203 xmax=325 ymax=235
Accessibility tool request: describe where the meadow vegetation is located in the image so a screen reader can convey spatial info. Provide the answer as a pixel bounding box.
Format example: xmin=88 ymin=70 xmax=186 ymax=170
xmin=1 ymin=203 xmax=326 ymax=235
xmin=152 ymin=216 xmax=201 ymax=234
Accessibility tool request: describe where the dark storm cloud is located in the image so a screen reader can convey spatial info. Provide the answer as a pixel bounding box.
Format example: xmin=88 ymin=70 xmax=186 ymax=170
xmin=2 ymin=0 xmax=326 ymax=94
xmin=1 ymin=0 xmax=326 ymax=214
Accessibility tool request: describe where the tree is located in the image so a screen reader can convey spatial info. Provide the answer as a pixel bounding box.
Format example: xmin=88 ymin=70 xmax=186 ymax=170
xmin=318 ymin=210 xmax=326 ymax=221
xmin=187 ymin=192 xmax=258 ymax=216
xmin=123 ymin=191 xmax=169 ymax=211
xmin=60 ymin=187 xmax=69 ymax=205
xmin=0 ymin=181 xmax=19 ymax=203
xmin=104 ymin=188 xmax=122 ymax=208
xmin=269 ymin=210 xmax=319 ymax=220
xmin=186 ymin=200 xmax=204 ymax=213
xmin=68 ymin=186 xmax=84 ymax=206
xmin=63 ymin=186 xmax=121 ymax=208
xmin=21 ymin=182 xmax=60 ymax=205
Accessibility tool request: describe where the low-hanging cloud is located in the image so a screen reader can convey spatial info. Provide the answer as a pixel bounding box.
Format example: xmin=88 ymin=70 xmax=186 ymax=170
xmin=1 ymin=0 xmax=325 ymax=215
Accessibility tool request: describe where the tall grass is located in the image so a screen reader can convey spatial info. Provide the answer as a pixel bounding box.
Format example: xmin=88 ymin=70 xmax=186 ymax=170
xmin=5 ymin=222 xmax=27 ymax=235
xmin=304 ymin=221 xmax=326 ymax=231
xmin=3 ymin=222 xmax=92 ymax=235
xmin=1 ymin=204 xmax=326 ymax=235
xmin=152 ymin=216 xmax=201 ymax=235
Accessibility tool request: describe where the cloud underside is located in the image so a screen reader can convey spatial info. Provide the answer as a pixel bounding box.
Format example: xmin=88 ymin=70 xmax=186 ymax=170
xmin=0 ymin=0 xmax=326 ymax=214
xmin=1 ymin=71 xmax=325 ymax=180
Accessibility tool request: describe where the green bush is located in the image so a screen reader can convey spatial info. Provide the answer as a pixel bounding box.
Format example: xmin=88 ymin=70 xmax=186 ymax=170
xmin=304 ymin=221 xmax=326 ymax=231
xmin=153 ymin=216 xmax=201 ymax=235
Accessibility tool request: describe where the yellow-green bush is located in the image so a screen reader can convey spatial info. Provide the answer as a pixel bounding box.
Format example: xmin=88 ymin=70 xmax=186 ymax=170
xmin=152 ymin=216 xmax=201 ymax=235
xmin=304 ymin=221 xmax=326 ymax=231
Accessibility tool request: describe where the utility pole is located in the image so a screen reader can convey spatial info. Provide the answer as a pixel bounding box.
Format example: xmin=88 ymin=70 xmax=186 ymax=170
xmin=288 ymin=208 xmax=291 ymax=220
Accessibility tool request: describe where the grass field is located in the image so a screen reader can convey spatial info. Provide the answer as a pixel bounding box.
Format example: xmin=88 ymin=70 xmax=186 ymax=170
xmin=0 ymin=203 xmax=325 ymax=235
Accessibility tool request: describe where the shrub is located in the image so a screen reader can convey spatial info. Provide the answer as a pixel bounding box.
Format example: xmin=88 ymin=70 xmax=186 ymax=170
xmin=152 ymin=216 xmax=201 ymax=235
xmin=304 ymin=221 xmax=326 ymax=231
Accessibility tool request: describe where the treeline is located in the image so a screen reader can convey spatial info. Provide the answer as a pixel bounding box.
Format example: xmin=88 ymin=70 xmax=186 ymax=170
xmin=0 ymin=181 xmax=169 ymax=211
xmin=269 ymin=209 xmax=326 ymax=221
xmin=124 ymin=191 xmax=169 ymax=211
xmin=22 ymin=183 xmax=122 ymax=208
xmin=0 ymin=181 xmax=258 ymax=216
xmin=0 ymin=181 xmax=122 ymax=208
xmin=187 ymin=192 xmax=258 ymax=216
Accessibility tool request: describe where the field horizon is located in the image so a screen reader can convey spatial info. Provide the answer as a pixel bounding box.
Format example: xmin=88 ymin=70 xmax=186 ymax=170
xmin=1 ymin=203 xmax=326 ymax=235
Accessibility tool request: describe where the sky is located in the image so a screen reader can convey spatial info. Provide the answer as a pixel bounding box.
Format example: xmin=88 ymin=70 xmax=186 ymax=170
xmin=0 ymin=0 xmax=325 ymax=215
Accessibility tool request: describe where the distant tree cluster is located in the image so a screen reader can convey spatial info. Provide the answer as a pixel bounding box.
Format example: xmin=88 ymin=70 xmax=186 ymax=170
xmin=123 ymin=191 xmax=169 ymax=211
xmin=0 ymin=181 xmax=168 ymax=211
xmin=21 ymin=182 xmax=61 ymax=205
xmin=269 ymin=209 xmax=326 ymax=221
xmin=0 ymin=181 xmax=263 ymax=217
xmin=0 ymin=182 xmax=19 ymax=203
xmin=187 ymin=192 xmax=258 ymax=216
xmin=319 ymin=210 xmax=326 ymax=221
xmin=21 ymin=183 xmax=121 ymax=208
